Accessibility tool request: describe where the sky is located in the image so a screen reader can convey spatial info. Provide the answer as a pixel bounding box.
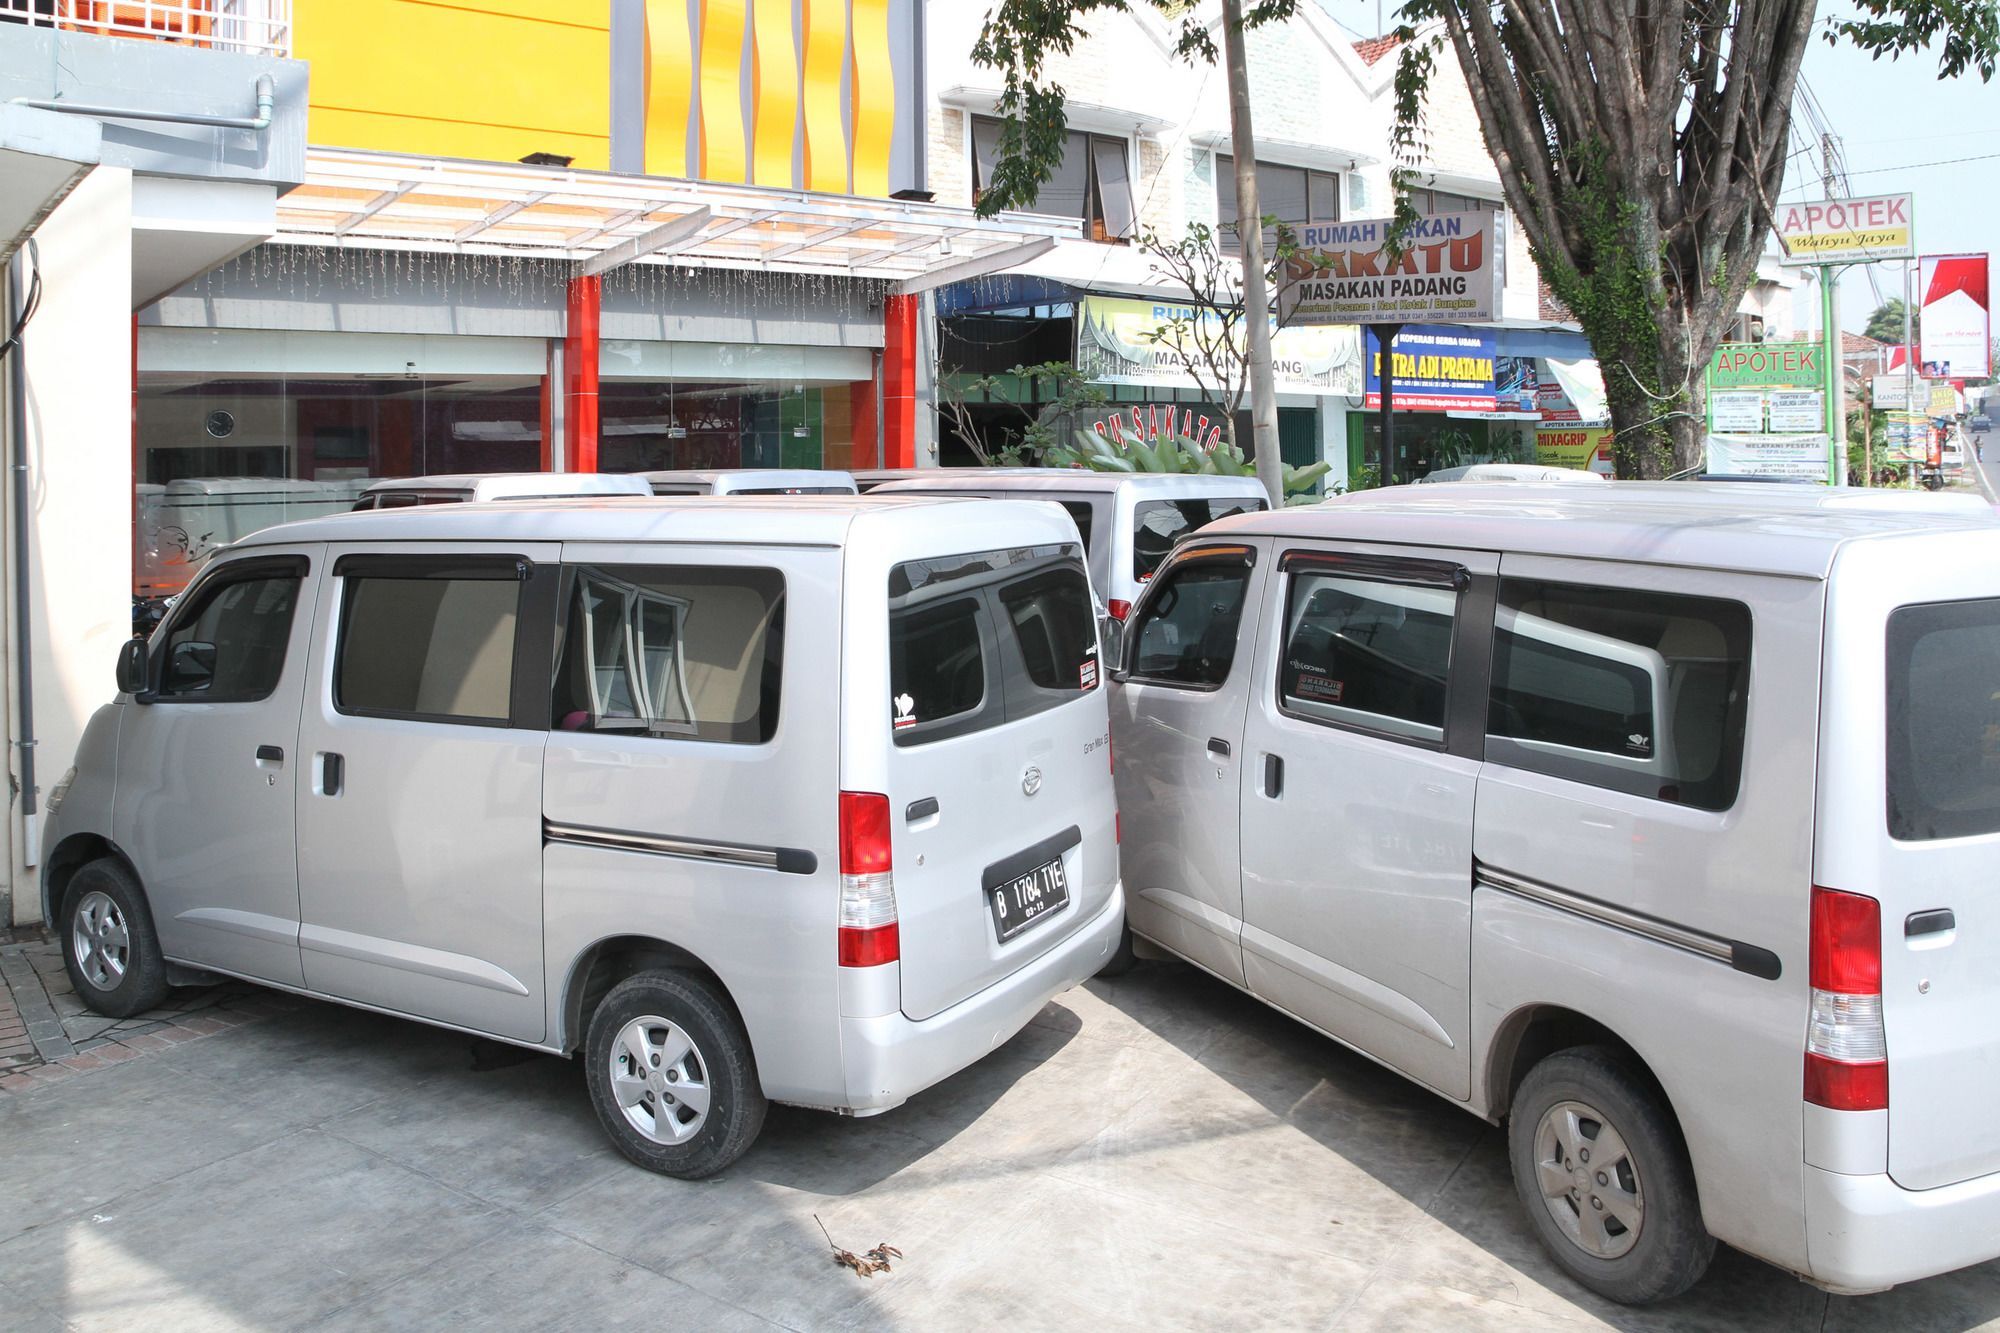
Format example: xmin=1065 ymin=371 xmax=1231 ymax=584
xmin=1310 ymin=0 xmax=2000 ymax=333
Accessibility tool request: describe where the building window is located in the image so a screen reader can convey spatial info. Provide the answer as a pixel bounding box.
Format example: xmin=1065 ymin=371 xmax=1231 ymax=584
xmin=1406 ymin=187 xmax=1499 ymax=215
xmin=1215 ymin=156 xmax=1341 ymax=250
xmin=971 ymin=115 xmax=1135 ymax=243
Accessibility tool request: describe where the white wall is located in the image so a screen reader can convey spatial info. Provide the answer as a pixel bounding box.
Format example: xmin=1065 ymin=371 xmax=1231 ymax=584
xmin=8 ymin=167 xmax=133 ymax=922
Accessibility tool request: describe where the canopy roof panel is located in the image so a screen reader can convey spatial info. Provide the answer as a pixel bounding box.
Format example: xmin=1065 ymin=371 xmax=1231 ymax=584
xmin=274 ymin=149 xmax=1075 ymax=289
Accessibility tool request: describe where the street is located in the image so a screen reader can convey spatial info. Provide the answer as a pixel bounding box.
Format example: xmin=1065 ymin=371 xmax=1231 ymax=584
xmin=5 ymin=935 xmax=2000 ymax=1331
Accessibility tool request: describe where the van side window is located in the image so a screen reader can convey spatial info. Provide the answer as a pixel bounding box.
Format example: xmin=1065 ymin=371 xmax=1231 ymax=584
xmin=890 ymin=544 xmax=1096 ymax=746
xmin=551 ymin=565 xmax=785 ymax=744
xmin=1886 ymin=597 xmax=2000 ymax=840
xmin=1127 ymin=558 xmax=1251 ymax=688
xmin=1057 ymin=501 xmax=1095 ymax=550
xmin=1486 ymin=579 xmax=1751 ymax=811
xmin=1278 ymin=570 xmax=1455 ymax=743
xmin=335 ymin=559 xmax=523 ymax=725
xmin=1132 ymin=497 xmax=1266 ymax=582
xmin=154 ymin=560 xmax=305 ymax=702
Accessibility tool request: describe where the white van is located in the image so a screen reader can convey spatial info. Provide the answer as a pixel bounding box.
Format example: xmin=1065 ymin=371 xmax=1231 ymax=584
xmin=45 ymin=497 xmax=1123 ymax=1177
xmin=639 ymin=469 xmax=857 ymax=495
xmin=353 ymin=472 xmax=652 ymax=509
xmin=1111 ymin=482 xmax=2000 ymax=1303
xmin=869 ymin=471 xmax=1268 ymax=620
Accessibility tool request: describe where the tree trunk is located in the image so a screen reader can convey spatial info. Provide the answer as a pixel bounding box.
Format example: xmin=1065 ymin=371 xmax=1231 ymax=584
xmin=1220 ymin=0 xmax=1283 ymax=507
xmin=1600 ymin=330 xmax=1702 ymax=480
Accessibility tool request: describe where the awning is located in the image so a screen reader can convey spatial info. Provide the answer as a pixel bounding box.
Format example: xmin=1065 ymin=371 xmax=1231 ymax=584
xmin=0 ymin=103 xmax=101 ymax=264
xmin=272 ymin=149 xmax=1076 ymax=291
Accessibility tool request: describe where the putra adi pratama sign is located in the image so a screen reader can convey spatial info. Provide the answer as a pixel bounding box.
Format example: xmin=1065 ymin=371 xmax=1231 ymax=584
xmin=1775 ymin=194 xmax=1914 ymax=265
xmin=1277 ymin=212 xmax=1504 ymax=325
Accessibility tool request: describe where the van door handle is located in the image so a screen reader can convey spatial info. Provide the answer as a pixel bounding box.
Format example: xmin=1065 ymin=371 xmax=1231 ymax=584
xmin=906 ymin=796 xmax=939 ymax=822
xmin=1264 ymin=753 xmax=1284 ymax=799
xmin=1906 ymin=908 xmax=1956 ymax=938
xmin=255 ymin=745 xmax=284 ymax=764
xmin=320 ymin=752 xmax=344 ymax=797
xmin=1207 ymin=737 xmax=1232 ymax=758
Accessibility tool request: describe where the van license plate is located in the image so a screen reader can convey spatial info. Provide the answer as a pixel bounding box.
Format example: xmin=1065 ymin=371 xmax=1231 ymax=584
xmin=990 ymin=857 xmax=1069 ymax=943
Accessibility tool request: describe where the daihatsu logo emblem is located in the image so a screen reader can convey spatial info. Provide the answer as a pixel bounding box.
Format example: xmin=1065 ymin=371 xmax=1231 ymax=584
xmin=1022 ymin=765 xmax=1043 ymax=797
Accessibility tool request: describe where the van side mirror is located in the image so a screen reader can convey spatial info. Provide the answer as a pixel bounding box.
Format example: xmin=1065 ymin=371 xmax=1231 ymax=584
xmin=1100 ymin=614 xmax=1128 ymax=682
xmin=116 ymin=638 xmax=151 ymax=699
xmin=161 ymin=640 xmax=217 ymax=695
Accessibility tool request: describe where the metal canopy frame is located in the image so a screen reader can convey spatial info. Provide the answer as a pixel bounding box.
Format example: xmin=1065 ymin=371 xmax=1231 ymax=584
xmin=274 ymin=149 xmax=1079 ymax=286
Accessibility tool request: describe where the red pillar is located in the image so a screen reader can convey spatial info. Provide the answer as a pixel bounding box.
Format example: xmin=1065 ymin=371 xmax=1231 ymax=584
xmin=565 ymin=274 xmax=602 ymax=472
xmin=882 ymin=292 xmax=918 ymax=469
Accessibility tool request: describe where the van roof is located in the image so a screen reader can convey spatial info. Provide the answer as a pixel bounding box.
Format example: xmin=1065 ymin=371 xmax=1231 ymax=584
xmin=1205 ymin=482 xmax=2000 ymax=580
xmin=638 ymin=468 xmax=856 ymax=486
xmin=871 ymin=471 xmax=1269 ymax=497
xmin=359 ymin=472 xmax=652 ymax=500
xmin=230 ymin=493 xmax=1052 ymax=549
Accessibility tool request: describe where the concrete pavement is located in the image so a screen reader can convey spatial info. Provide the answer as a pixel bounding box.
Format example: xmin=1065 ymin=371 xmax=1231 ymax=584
xmin=3 ymin=939 xmax=2000 ymax=1330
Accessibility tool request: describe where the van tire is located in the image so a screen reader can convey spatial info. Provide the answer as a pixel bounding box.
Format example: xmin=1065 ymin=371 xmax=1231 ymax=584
xmin=583 ymin=970 xmax=767 ymax=1179
xmin=1095 ymin=925 xmax=1138 ymax=977
xmin=60 ymin=859 xmax=171 ymax=1019
xmin=1508 ymin=1046 xmax=1714 ymax=1305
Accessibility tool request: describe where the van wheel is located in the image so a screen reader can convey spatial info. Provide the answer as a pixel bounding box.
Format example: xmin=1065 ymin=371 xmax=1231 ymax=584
xmin=61 ymin=859 xmax=171 ymax=1019
xmin=1508 ymin=1047 xmax=1714 ymax=1305
xmin=583 ymin=970 xmax=767 ymax=1179
xmin=1095 ymin=925 xmax=1138 ymax=977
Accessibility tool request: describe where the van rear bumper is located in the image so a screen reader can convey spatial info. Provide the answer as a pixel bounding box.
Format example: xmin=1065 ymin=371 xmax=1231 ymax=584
xmin=1804 ymin=1163 xmax=2000 ymax=1293
xmin=837 ymin=881 xmax=1125 ymax=1113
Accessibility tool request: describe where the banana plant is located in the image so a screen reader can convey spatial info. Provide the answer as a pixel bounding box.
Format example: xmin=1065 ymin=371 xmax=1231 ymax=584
xmin=1044 ymin=430 xmax=1332 ymax=504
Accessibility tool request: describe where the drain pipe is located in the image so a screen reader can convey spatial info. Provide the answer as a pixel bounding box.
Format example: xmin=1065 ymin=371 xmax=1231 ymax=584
xmin=3 ymin=248 xmax=38 ymax=870
xmin=10 ymin=73 xmax=275 ymax=132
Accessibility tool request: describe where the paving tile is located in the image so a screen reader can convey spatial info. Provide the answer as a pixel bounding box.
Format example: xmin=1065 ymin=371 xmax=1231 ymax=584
xmin=0 ymin=1057 xmax=300 ymax=1243
xmin=0 ymin=1130 xmax=511 ymax=1331
xmin=321 ymin=1051 xmax=628 ymax=1214
xmin=312 ymin=1221 xmax=781 ymax=1332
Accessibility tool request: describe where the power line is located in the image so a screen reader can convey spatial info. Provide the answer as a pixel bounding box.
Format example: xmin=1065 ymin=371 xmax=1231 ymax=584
xmin=1841 ymin=150 xmax=2000 ymax=177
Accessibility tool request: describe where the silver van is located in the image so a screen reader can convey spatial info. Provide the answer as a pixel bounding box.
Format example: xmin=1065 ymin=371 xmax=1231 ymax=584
xmin=353 ymin=472 xmax=653 ymax=508
xmin=639 ymin=468 xmax=857 ymax=495
xmin=45 ymin=496 xmax=1123 ymax=1177
xmin=869 ymin=471 xmax=1267 ymax=622
xmin=1110 ymin=482 xmax=2000 ymax=1303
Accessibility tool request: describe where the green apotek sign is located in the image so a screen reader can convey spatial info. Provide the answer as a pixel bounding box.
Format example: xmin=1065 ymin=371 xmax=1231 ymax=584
xmin=1707 ymin=343 xmax=1824 ymax=390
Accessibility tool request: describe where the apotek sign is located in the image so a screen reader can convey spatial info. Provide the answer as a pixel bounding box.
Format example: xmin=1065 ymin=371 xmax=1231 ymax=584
xmin=1775 ymin=194 xmax=1915 ymax=265
xmin=1278 ymin=212 xmax=1504 ymax=325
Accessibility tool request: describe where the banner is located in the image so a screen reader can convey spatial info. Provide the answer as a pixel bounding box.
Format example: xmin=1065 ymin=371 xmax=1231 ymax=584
xmin=1775 ymin=194 xmax=1915 ymax=265
xmin=1278 ymin=212 xmax=1505 ymax=325
xmin=1535 ymin=426 xmax=1613 ymax=471
xmin=1704 ymin=341 xmax=1832 ymax=481
xmin=1919 ymin=254 xmax=1992 ymax=380
xmin=1075 ymin=296 xmax=1363 ymax=396
xmin=1364 ymin=326 xmax=1497 ymax=412
xmin=1705 ymin=433 xmax=1833 ymax=480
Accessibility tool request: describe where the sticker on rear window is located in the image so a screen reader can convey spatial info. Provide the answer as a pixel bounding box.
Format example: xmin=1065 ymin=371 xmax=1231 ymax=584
xmin=893 ymin=691 xmax=917 ymax=730
xmin=1080 ymin=654 xmax=1099 ymax=690
xmin=1289 ymin=659 xmax=1343 ymax=702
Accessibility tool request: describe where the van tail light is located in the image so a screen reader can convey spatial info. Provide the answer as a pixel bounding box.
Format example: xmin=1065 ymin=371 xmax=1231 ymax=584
xmin=1805 ymin=886 xmax=1887 ymax=1111
xmin=838 ymin=791 xmax=899 ymax=967
xmin=1108 ymin=599 xmax=1132 ymax=621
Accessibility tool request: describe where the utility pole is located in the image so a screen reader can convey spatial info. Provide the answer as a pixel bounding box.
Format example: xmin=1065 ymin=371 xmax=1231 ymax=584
xmin=1220 ymin=0 xmax=1284 ymax=507
xmin=1819 ymin=134 xmax=1847 ymax=487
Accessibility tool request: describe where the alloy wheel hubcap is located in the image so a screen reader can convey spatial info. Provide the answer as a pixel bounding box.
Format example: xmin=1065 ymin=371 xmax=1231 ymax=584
xmin=609 ymin=1015 xmax=712 ymax=1145
xmin=71 ymin=890 xmax=130 ymax=991
xmin=1532 ymin=1099 xmax=1645 ymax=1260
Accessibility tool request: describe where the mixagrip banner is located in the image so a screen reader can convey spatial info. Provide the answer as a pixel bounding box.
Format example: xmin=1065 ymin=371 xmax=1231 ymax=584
xmin=1919 ymin=254 xmax=1991 ymax=381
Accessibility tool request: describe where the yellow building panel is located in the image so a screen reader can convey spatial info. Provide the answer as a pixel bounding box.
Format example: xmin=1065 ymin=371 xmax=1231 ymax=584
xmin=749 ymin=0 xmax=797 ymax=189
xmin=297 ymin=0 xmax=612 ymax=167
xmin=698 ymin=0 xmax=748 ymax=184
xmin=848 ymin=0 xmax=892 ymax=198
xmin=642 ymin=0 xmax=694 ymax=179
xmin=800 ymin=0 xmax=847 ymax=194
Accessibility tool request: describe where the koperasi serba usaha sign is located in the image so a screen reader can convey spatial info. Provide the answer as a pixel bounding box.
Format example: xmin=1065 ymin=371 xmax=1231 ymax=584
xmin=1277 ymin=212 xmax=1506 ymax=326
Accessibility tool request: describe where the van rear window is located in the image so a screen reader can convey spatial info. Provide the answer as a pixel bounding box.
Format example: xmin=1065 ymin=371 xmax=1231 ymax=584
xmin=889 ymin=544 xmax=1096 ymax=746
xmin=1887 ymin=598 xmax=2000 ymax=840
xmin=1133 ymin=497 xmax=1265 ymax=582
